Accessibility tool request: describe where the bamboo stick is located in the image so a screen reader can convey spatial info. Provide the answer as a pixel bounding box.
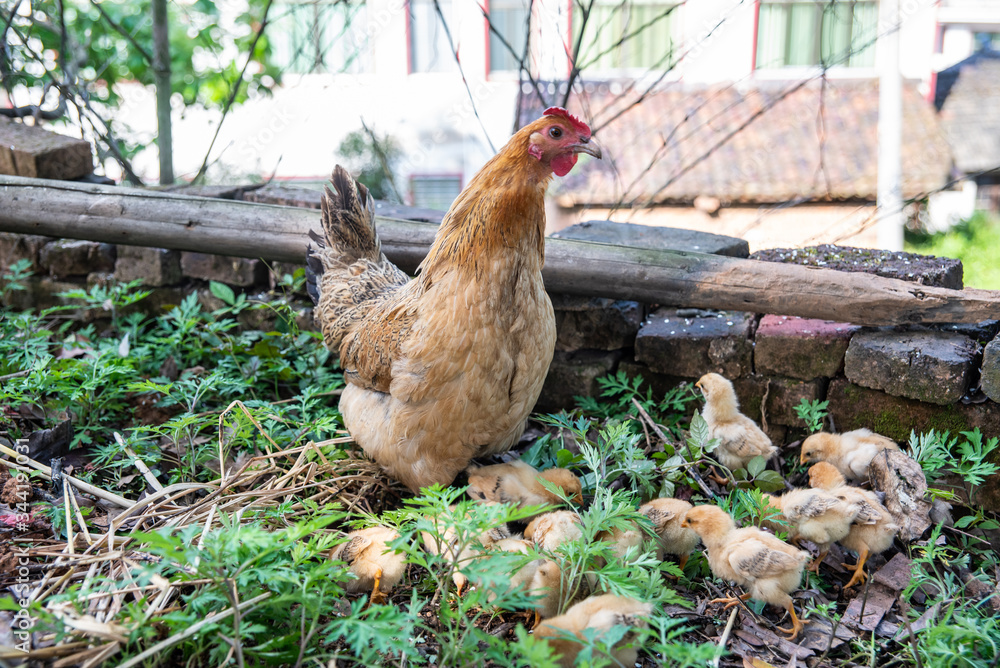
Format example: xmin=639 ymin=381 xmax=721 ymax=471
xmin=1 ymin=175 xmax=997 ymax=325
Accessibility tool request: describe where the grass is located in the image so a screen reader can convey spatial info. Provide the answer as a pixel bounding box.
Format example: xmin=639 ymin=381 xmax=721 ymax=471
xmin=2 ymin=264 xmax=1000 ymax=667
xmin=905 ymin=212 xmax=1000 ymax=289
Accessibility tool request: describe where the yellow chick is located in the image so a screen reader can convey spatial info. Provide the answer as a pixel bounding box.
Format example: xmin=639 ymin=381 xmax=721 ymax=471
xmin=800 ymin=429 xmax=900 ymax=482
xmin=808 ymin=462 xmax=899 ymax=588
xmin=466 ymin=460 xmax=583 ymax=508
xmin=525 ymin=510 xmax=584 ymax=552
xmin=696 ymin=373 xmax=776 ymax=476
xmin=762 ymin=489 xmax=861 ymax=573
xmin=490 ymin=537 xmax=563 ymax=625
xmin=329 ymin=525 xmax=406 ymax=604
xmin=595 ymin=521 xmax=645 ymax=565
xmin=535 ymin=593 xmax=652 ymax=668
xmin=639 ymin=498 xmax=699 ymax=570
xmin=682 ymin=505 xmax=810 ymax=639
xmin=421 ymin=506 xmax=511 ymax=595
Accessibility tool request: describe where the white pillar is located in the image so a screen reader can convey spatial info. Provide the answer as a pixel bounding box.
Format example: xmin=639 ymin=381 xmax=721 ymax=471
xmin=877 ymin=0 xmax=904 ymax=251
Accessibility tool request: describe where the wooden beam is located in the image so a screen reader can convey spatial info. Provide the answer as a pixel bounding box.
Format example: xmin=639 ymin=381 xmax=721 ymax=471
xmin=1 ymin=175 xmax=998 ymax=326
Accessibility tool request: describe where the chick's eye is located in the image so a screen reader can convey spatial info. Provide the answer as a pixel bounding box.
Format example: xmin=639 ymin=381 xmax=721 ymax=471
xmin=548 ymin=126 xmax=562 ymax=139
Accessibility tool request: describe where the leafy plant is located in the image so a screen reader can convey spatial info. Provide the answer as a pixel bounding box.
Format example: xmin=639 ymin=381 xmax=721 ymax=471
xmin=908 ymin=428 xmax=1000 ymax=486
xmin=0 ymin=258 xmax=33 ymax=302
xmin=794 ymin=398 xmax=830 ymax=433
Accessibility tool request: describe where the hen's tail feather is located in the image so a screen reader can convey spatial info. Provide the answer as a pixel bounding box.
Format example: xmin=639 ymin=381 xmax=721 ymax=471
xmin=306 ymin=165 xmax=410 ymax=352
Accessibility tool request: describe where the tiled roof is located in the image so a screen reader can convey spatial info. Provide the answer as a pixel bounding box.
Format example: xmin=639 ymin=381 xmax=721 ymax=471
xmin=934 ymin=50 xmax=1000 ymax=175
xmin=520 ymin=80 xmax=952 ymax=205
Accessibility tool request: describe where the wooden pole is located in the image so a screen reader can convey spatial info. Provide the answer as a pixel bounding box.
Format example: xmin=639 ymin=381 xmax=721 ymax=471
xmin=1 ymin=175 xmax=998 ymax=326
xmin=151 ymin=0 xmax=174 ymax=185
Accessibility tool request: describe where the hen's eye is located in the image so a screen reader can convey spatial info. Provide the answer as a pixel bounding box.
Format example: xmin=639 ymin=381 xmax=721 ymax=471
xmin=549 ymin=127 xmax=562 ymax=139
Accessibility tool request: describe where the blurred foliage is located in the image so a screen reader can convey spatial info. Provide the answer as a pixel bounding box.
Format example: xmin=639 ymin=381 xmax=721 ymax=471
xmin=906 ymin=212 xmax=1000 ymax=290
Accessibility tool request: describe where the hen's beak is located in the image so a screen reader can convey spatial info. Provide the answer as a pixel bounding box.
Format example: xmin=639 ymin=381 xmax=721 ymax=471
xmin=573 ymin=138 xmax=602 ymax=159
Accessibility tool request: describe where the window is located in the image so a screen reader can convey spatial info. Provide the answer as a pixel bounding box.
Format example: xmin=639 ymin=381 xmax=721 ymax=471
xmin=756 ymin=1 xmax=877 ymax=69
xmin=488 ymin=0 xmax=530 ymax=73
xmin=572 ymin=1 xmax=678 ymax=72
xmin=270 ymin=1 xmax=370 ymax=74
xmin=410 ymin=0 xmax=459 ymax=73
xmin=974 ymin=32 xmax=1000 ymax=52
xmin=411 ymin=175 xmax=462 ymax=210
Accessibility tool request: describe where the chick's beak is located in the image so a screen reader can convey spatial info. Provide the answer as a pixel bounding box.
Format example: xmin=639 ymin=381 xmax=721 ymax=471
xmin=573 ymin=137 xmax=602 ymax=159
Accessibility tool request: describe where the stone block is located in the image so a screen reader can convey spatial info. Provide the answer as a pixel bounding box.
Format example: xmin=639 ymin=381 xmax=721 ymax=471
xmin=551 ymin=294 xmax=644 ymax=352
xmin=552 ymin=220 xmax=749 ymax=257
xmin=983 ymin=337 xmax=1000 ymax=403
xmin=755 ymin=315 xmax=859 ymax=380
xmin=39 ymin=240 xmax=115 ymax=277
xmin=181 ymin=252 xmax=266 ymax=287
xmin=115 ymin=246 xmax=182 ymax=286
xmin=2 ymin=276 xmax=83 ymax=311
xmin=751 ymin=244 xmax=963 ymax=289
xmin=537 ymin=350 xmax=622 ymax=411
xmin=635 ymin=308 xmax=754 ymax=379
xmin=0 ymin=117 xmax=93 ymax=179
xmin=731 ymin=374 xmax=825 ymax=427
xmin=844 ymin=330 xmax=979 ymax=405
xmin=0 ymin=233 xmax=50 ymax=272
xmin=934 ymin=320 xmax=1000 ymax=344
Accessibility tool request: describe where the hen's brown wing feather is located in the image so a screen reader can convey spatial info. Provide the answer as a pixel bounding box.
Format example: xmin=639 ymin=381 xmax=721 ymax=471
xmin=338 ymin=287 xmax=419 ymax=392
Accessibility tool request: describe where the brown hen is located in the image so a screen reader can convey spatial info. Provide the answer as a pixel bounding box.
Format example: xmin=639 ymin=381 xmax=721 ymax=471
xmin=307 ymin=109 xmax=600 ymax=492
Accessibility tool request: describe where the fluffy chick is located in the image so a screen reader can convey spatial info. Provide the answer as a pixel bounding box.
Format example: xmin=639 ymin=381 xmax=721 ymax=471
xmin=466 ymin=460 xmax=583 ymax=509
xmin=800 ymin=429 xmax=899 ymax=481
xmin=535 ymin=594 xmax=652 ymax=668
xmin=763 ymin=489 xmax=861 ymax=573
xmin=595 ymin=521 xmax=645 ymax=565
xmin=808 ymin=462 xmax=899 ymax=588
xmin=639 ymin=498 xmax=699 ymax=570
xmin=330 ymin=525 xmax=406 ymax=604
xmin=490 ymin=538 xmax=563 ymax=624
xmin=682 ymin=505 xmax=810 ymax=639
xmin=696 ymin=373 xmax=776 ymax=475
xmin=525 ymin=510 xmax=583 ymax=552
xmin=421 ymin=506 xmax=512 ymax=595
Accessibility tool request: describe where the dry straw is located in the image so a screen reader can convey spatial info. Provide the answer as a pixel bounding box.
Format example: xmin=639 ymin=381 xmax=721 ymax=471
xmin=0 ymin=400 xmax=403 ymax=666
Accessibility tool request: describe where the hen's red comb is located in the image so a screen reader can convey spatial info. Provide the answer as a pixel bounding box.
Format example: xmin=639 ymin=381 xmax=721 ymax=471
xmin=543 ymin=107 xmax=591 ymax=139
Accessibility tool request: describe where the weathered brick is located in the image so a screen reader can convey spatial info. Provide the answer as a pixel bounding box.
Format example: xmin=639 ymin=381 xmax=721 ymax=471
xmin=552 ymin=294 xmax=644 ymax=352
xmin=115 ymin=246 xmax=182 ymax=286
xmin=0 ymin=117 xmax=93 ymax=179
xmin=3 ymin=276 xmax=84 ymax=311
xmin=39 ymin=240 xmax=115 ymax=277
xmin=751 ymin=244 xmax=963 ymax=289
xmin=635 ymin=308 xmax=754 ymax=379
xmin=181 ymin=252 xmax=266 ymax=286
xmin=552 ymin=220 xmax=750 ymax=257
xmin=755 ymin=315 xmax=859 ymax=380
xmin=730 ymin=374 xmax=825 ymax=427
xmin=844 ymin=330 xmax=978 ymax=405
xmin=537 ymin=350 xmax=622 ymax=411
xmin=0 ymin=233 xmax=50 ymax=272
xmin=983 ymin=337 xmax=1000 ymax=404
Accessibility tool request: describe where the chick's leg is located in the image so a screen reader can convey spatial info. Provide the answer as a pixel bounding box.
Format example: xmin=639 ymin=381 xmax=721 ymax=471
xmin=709 ymin=592 xmax=751 ymax=610
xmin=807 ymin=549 xmax=829 ymax=574
xmin=368 ymin=567 xmax=386 ymax=606
xmin=678 ymin=554 xmax=689 ymax=571
xmin=842 ymin=545 xmax=870 ymax=588
xmin=774 ymin=599 xmax=804 ymax=640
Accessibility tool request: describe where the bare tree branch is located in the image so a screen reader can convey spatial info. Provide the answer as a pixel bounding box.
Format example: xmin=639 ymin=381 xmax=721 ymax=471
xmin=431 ymin=0 xmax=496 ymax=153
xmin=193 ymin=0 xmax=276 ymax=184
xmin=87 ymin=0 xmax=153 ymax=65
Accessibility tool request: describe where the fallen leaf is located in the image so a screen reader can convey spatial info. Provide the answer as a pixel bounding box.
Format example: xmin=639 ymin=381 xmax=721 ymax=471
xmin=842 ymin=583 xmax=897 ymax=631
xmin=743 ymin=658 xmax=778 ymax=668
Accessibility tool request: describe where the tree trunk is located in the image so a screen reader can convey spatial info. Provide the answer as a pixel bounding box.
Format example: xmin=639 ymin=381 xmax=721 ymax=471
xmin=152 ymin=0 xmax=174 ymax=185
xmin=1 ymin=175 xmax=998 ymax=326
